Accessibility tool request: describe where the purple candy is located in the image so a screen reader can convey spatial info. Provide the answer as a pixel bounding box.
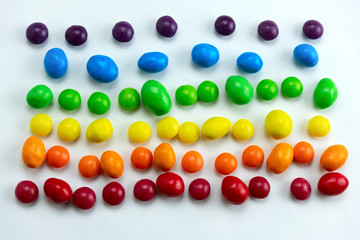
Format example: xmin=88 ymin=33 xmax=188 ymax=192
xmin=214 ymin=15 xmax=236 ymax=36
xmin=112 ymin=21 xmax=134 ymax=42
xmin=65 ymin=25 xmax=87 ymax=46
xmin=26 ymin=22 xmax=48 ymax=44
xmin=258 ymin=20 xmax=279 ymax=41
xmin=303 ymin=20 xmax=324 ymax=39
xmin=156 ymin=16 xmax=178 ymax=38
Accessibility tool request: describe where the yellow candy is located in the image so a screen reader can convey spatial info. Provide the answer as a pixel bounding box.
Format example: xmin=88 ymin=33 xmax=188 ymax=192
xmin=179 ymin=122 xmax=200 ymax=143
xmin=157 ymin=117 xmax=179 ymax=139
xmin=265 ymin=110 xmax=292 ymax=140
xmin=30 ymin=113 xmax=52 ymax=137
xmin=308 ymin=115 xmax=330 ymax=137
xmin=57 ymin=118 xmax=81 ymax=141
xmin=201 ymin=117 xmax=231 ymax=140
xmin=232 ymin=119 xmax=254 ymax=140
xmin=86 ymin=118 xmax=113 ymax=143
xmin=128 ymin=121 xmax=151 ymax=143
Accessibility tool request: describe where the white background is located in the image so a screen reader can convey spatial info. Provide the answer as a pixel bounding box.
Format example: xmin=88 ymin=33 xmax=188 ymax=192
xmin=0 ymin=0 xmax=359 ymax=239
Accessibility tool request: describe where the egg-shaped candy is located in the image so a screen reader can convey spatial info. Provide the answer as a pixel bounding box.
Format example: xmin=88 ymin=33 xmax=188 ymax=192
xmin=138 ymin=52 xmax=168 ymax=73
xmin=293 ymin=44 xmax=319 ymax=67
xmin=141 ymin=80 xmax=172 ymax=116
xmin=191 ymin=43 xmax=219 ymax=68
xmin=87 ymin=55 xmax=118 ymax=83
xmin=225 ymin=75 xmax=253 ymax=105
xmin=44 ymin=48 xmax=68 ymax=79
xmin=313 ymin=78 xmax=338 ymax=109
xmin=201 ymin=117 xmax=231 ymax=140
xmin=86 ymin=118 xmax=113 ymax=143
xmin=237 ymin=52 xmax=263 ymax=73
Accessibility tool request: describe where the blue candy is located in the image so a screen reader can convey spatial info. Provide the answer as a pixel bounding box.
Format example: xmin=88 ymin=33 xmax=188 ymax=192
xmin=236 ymin=52 xmax=263 ymax=73
xmin=86 ymin=55 xmax=118 ymax=83
xmin=138 ymin=52 xmax=168 ymax=73
xmin=44 ymin=48 xmax=68 ymax=79
xmin=293 ymin=44 xmax=319 ymax=67
xmin=191 ymin=43 xmax=219 ymax=68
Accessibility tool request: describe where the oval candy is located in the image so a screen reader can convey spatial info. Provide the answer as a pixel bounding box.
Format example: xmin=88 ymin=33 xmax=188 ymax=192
xmin=191 ymin=43 xmax=219 ymax=68
xmin=138 ymin=52 xmax=168 ymax=73
xmin=293 ymin=44 xmax=319 ymax=67
xmin=313 ymin=78 xmax=338 ymax=109
xmin=201 ymin=117 xmax=231 ymax=140
xmin=86 ymin=118 xmax=113 ymax=143
xmin=44 ymin=48 xmax=68 ymax=79
xmin=318 ymin=172 xmax=349 ymax=196
xmin=141 ymin=80 xmax=172 ymax=116
xmin=87 ymin=55 xmax=118 ymax=83
xmin=320 ymin=144 xmax=348 ymax=171
xmin=22 ymin=136 xmax=46 ymax=168
xmin=225 ymin=75 xmax=253 ymax=105
xmin=266 ymin=143 xmax=294 ymax=174
xmin=44 ymin=178 xmax=73 ymax=204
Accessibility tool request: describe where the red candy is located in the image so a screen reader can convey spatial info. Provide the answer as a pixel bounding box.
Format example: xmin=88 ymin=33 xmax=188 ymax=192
xmin=188 ymin=178 xmax=211 ymax=200
xmin=248 ymin=176 xmax=270 ymax=199
xmin=43 ymin=178 xmax=73 ymax=204
xmin=221 ymin=176 xmax=249 ymax=205
xmin=156 ymin=172 xmax=184 ymax=197
xmin=73 ymin=187 xmax=96 ymax=210
xmin=15 ymin=180 xmax=39 ymax=204
xmin=133 ymin=179 xmax=157 ymax=202
xmin=318 ymin=172 xmax=349 ymax=196
xmin=290 ymin=178 xmax=311 ymax=200
xmin=102 ymin=182 xmax=125 ymax=206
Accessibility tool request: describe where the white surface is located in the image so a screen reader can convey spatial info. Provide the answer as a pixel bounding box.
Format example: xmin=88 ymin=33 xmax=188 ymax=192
xmin=0 ymin=0 xmax=360 ymax=239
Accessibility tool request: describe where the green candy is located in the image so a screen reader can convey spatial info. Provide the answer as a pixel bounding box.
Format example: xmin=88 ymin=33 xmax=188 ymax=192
xmin=281 ymin=77 xmax=303 ymax=98
xmin=314 ymin=78 xmax=338 ymax=109
xmin=225 ymin=75 xmax=253 ymax=105
xmin=141 ymin=80 xmax=172 ymax=116
xmin=256 ymin=79 xmax=278 ymax=101
xmin=26 ymin=84 xmax=53 ymax=109
xmin=58 ymin=89 xmax=81 ymax=111
xmin=118 ymin=88 xmax=140 ymax=111
xmin=197 ymin=80 xmax=219 ymax=103
xmin=175 ymin=85 xmax=197 ymax=106
xmin=87 ymin=92 xmax=111 ymax=115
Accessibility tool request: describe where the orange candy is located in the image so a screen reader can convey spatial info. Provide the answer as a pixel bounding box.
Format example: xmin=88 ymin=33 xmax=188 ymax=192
xmin=266 ymin=143 xmax=293 ymax=174
xmin=320 ymin=144 xmax=348 ymax=171
xmin=22 ymin=136 xmax=46 ymax=168
xmin=154 ymin=143 xmax=176 ymax=172
xmin=294 ymin=141 xmax=314 ymax=164
xmin=242 ymin=145 xmax=264 ymax=168
xmin=182 ymin=151 xmax=204 ymax=173
xmin=78 ymin=155 xmax=101 ymax=178
xmin=215 ymin=153 xmax=237 ymax=175
xmin=46 ymin=145 xmax=70 ymax=168
xmin=131 ymin=147 xmax=153 ymax=170
xmin=100 ymin=150 xmax=124 ymax=178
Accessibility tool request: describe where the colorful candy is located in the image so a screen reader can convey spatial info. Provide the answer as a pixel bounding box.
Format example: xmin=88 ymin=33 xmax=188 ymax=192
xmin=256 ymin=79 xmax=278 ymax=101
xmin=191 ymin=43 xmax=220 ymax=68
xmin=138 ymin=52 xmax=168 ymax=73
xmin=43 ymin=178 xmax=73 ymax=204
xmin=154 ymin=143 xmax=176 ymax=172
xmin=87 ymin=92 xmax=111 ymax=115
xmin=281 ymin=76 xmax=303 ymax=98
xmin=26 ymin=84 xmax=53 ymax=109
xmin=118 ymin=88 xmax=140 ymax=111
xmin=22 ymin=136 xmax=45 ymax=168
xmin=102 ymin=182 xmax=125 ymax=206
xmin=188 ymin=178 xmax=211 ymax=200
xmin=248 ymin=176 xmax=270 ymax=199
xmin=293 ymin=141 xmax=314 ymax=164
xmin=221 ymin=176 xmax=249 ymax=205
xmin=30 ymin=113 xmax=52 ymax=137
xmin=266 ymin=143 xmax=293 ymax=174
xmin=313 ymin=78 xmax=338 ymax=109
xmin=214 ymin=15 xmax=236 ymax=36
xmin=178 ymin=122 xmax=200 ymax=143
xmin=46 ymin=145 xmax=70 ymax=168
xmin=303 ymin=20 xmax=324 ymax=39
xmin=265 ymin=110 xmax=293 ymax=140
xmin=242 ymin=145 xmax=264 ymax=168
xmin=293 ymin=44 xmax=318 ymax=67
xmin=201 ymin=117 xmax=231 ymax=140
xmin=157 ymin=117 xmax=179 ymax=139
xmin=156 ymin=172 xmax=184 ymax=197
xmin=258 ymin=20 xmax=279 ymax=41
xmin=65 ymin=25 xmax=87 ymax=46
xmin=128 ymin=121 xmax=151 ymax=143
xmin=236 ymin=52 xmax=263 ymax=73
xmin=225 ymin=75 xmax=253 ymax=105
xmin=87 ymin=55 xmax=118 ymax=83
xmin=181 ymin=150 xmax=204 ymax=173
xmin=78 ymin=155 xmax=101 ymax=178
xmin=318 ymin=172 xmax=349 ymax=196
xmin=15 ymin=180 xmax=39 ymax=204
xmin=133 ymin=179 xmax=157 ymax=202
xmin=57 ymin=118 xmax=81 ymax=141
xmin=215 ymin=152 xmax=237 ymax=175
xmin=112 ymin=21 xmax=134 ymax=42
xmin=26 ymin=22 xmax=48 ymax=44
xmin=131 ymin=147 xmax=153 ymax=170
xmin=44 ymin=48 xmax=68 ymax=79
xmin=308 ymin=115 xmax=331 ymax=137
xmin=175 ymin=85 xmax=198 ymax=106
xmin=197 ymin=80 xmax=219 ymax=103
xmin=290 ymin=178 xmax=311 ymax=200
xmin=141 ymin=80 xmax=172 ymax=116
xmin=100 ymin=150 xmax=124 ymax=178
xmin=86 ymin=118 xmax=113 ymax=143
xmin=58 ymin=89 xmax=81 ymax=111
xmin=72 ymin=187 xmax=96 ymax=210
xmin=156 ymin=16 xmax=178 ymax=38
xmin=232 ymin=119 xmax=254 ymax=141
xmin=320 ymin=145 xmax=348 ymax=171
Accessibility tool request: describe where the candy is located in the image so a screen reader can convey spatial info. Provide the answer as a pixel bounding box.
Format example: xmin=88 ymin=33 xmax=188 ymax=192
xmin=303 ymin=20 xmax=324 ymax=39
xmin=191 ymin=43 xmax=220 ymax=68
xmin=221 ymin=176 xmax=249 ymax=205
xmin=281 ymin=76 xmax=303 ymax=98
xmin=138 ymin=52 xmax=168 ymax=73
xmin=30 ymin=113 xmax=52 ymax=137
xmin=256 ymin=79 xmax=278 ymax=101
xmin=290 ymin=178 xmax=311 ymax=201
xmin=237 ymin=52 xmax=263 ymax=73
xmin=308 ymin=115 xmax=330 ymax=137
xmin=215 ymin=153 xmax=237 ymax=175
xmin=313 ymin=78 xmax=338 ymax=109
xmin=78 ymin=155 xmax=101 ymax=178
xmin=266 ymin=143 xmax=293 ymax=174
xmin=248 ymin=176 xmax=270 ymax=199
xmin=242 ymin=145 xmax=264 ymax=168
xmin=181 ymin=150 xmax=204 ymax=173
xmin=87 ymin=55 xmax=118 ymax=83
xmin=118 ymin=88 xmax=140 ymax=111
xmin=225 ymin=75 xmax=253 ymax=105
xmin=320 ymin=145 xmax=348 ymax=171
xmin=131 ymin=147 xmax=153 ymax=170
xmin=112 ymin=21 xmax=134 ymax=42
xmin=156 ymin=16 xmax=178 ymax=38
xmin=26 ymin=22 xmax=48 ymax=44
xmin=65 ymin=25 xmax=87 ymax=46
xmin=265 ymin=110 xmax=293 ymax=140
xmin=293 ymin=141 xmax=314 ymax=164
xmin=175 ymin=85 xmax=198 ymax=106
xmin=188 ymin=178 xmax=211 ymax=200
xmin=100 ymin=150 xmax=124 ymax=178
xmin=15 ymin=180 xmax=39 ymax=204
xmin=58 ymin=89 xmax=81 ymax=111
xmin=43 ymin=178 xmax=73 ymax=204
xmin=46 ymin=145 xmax=70 ymax=168
xmin=156 ymin=172 xmax=184 ymax=197
xmin=86 ymin=118 xmax=113 ymax=143
xmin=22 ymin=136 xmax=45 ymax=168
xmin=87 ymin=92 xmax=111 ymax=115
xmin=44 ymin=48 xmax=68 ymax=79
xmin=258 ymin=20 xmax=279 ymax=41
xmin=293 ymin=44 xmax=318 ymax=67
xmin=141 ymin=80 xmax=172 ymax=116
xmin=178 ymin=122 xmax=200 ymax=143
xmin=214 ymin=15 xmax=236 ymax=36
xmin=133 ymin=179 xmax=157 ymax=202
xmin=102 ymin=182 xmax=125 ymax=206
xmin=26 ymin=84 xmax=53 ymax=109
xmin=128 ymin=121 xmax=151 ymax=143
xmin=57 ymin=118 xmax=81 ymax=141
xmin=318 ymin=172 xmax=349 ymax=196
xmin=154 ymin=143 xmax=176 ymax=172
xmin=201 ymin=117 xmax=231 ymax=140
xmin=72 ymin=187 xmax=96 ymax=210
xmin=197 ymin=80 xmax=219 ymax=103
xmin=232 ymin=119 xmax=254 ymax=141
xmin=157 ymin=117 xmax=179 ymax=139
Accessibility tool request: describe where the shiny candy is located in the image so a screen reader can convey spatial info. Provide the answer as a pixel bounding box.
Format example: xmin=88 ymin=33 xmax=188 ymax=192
xmin=313 ymin=78 xmax=338 ymax=109
xmin=22 ymin=136 xmax=46 ymax=168
xmin=87 ymin=55 xmax=118 ymax=83
xmin=57 ymin=118 xmax=81 ymax=141
xmin=178 ymin=122 xmax=200 ymax=144
xmin=225 ymin=75 xmax=253 ymax=105
xmin=30 ymin=113 xmax=52 ymax=137
xmin=293 ymin=44 xmax=318 ymax=67
xmin=86 ymin=118 xmax=113 ymax=143
xmin=201 ymin=117 xmax=231 ymax=140
xmin=308 ymin=115 xmax=331 ymax=137
xmin=26 ymin=84 xmax=53 ymax=109
xmin=141 ymin=80 xmax=172 ymax=116
xmin=138 ymin=52 xmax=168 ymax=73
xmin=157 ymin=117 xmax=179 ymax=139
xmin=128 ymin=121 xmax=151 ymax=143
xmin=232 ymin=119 xmax=254 ymax=141
xmin=265 ymin=110 xmax=292 ymax=140
xmin=44 ymin=48 xmax=68 ymax=79
xmin=237 ymin=52 xmax=263 ymax=73
xmin=191 ymin=43 xmax=219 ymax=68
